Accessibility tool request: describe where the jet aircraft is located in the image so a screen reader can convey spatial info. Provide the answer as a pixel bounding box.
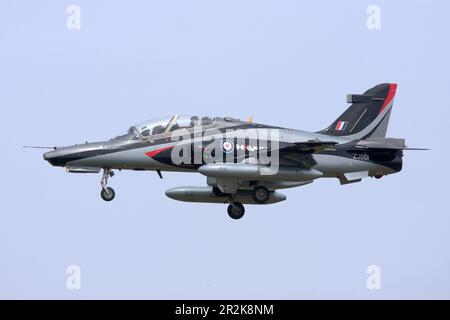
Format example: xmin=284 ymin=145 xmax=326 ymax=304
xmin=41 ymin=83 xmax=422 ymax=219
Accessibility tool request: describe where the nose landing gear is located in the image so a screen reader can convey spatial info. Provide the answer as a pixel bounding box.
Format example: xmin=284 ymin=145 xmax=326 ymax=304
xmin=101 ymin=187 xmax=115 ymax=201
xmin=100 ymin=168 xmax=115 ymax=201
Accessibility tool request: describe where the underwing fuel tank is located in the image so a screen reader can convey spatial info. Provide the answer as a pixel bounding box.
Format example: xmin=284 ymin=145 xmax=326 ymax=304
xmin=165 ymin=186 xmax=286 ymax=205
xmin=198 ymin=164 xmax=322 ymax=182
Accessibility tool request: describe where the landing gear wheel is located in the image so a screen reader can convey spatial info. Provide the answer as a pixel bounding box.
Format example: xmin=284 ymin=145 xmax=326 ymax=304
xmin=251 ymin=186 xmax=270 ymax=204
xmin=227 ymin=202 xmax=245 ymax=220
xmin=101 ymin=187 xmax=115 ymax=201
xmin=100 ymin=168 xmax=115 ymax=201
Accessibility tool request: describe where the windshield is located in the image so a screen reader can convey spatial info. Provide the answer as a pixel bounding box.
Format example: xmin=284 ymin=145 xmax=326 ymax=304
xmin=112 ymin=127 xmax=139 ymax=141
xmin=113 ymin=115 xmax=220 ymax=141
xmin=133 ymin=115 xmax=216 ymax=138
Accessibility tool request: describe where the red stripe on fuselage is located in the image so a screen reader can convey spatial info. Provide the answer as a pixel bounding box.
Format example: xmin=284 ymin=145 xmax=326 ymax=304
xmin=379 ymin=83 xmax=397 ymax=114
xmin=145 ymin=146 xmax=173 ymax=158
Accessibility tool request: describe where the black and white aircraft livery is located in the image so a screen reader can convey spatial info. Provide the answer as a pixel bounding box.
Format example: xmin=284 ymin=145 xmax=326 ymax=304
xmin=40 ymin=83 xmax=425 ymax=219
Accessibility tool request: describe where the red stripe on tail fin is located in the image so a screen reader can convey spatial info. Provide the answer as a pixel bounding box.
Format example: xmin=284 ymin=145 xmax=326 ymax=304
xmin=379 ymin=83 xmax=397 ymax=114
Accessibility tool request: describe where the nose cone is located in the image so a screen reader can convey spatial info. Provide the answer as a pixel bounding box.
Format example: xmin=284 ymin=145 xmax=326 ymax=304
xmin=43 ymin=141 xmax=111 ymax=167
xmin=43 ymin=149 xmax=68 ymax=167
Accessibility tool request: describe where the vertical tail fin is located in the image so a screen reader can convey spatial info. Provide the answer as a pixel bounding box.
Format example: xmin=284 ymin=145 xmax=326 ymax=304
xmin=319 ymin=83 xmax=397 ymax=139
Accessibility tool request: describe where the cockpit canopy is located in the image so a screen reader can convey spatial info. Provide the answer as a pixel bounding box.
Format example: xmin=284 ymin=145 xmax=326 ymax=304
xmin=112 ymin=115 xmax=220 ymax=141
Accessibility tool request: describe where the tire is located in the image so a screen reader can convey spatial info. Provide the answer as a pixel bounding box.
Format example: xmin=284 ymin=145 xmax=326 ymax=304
xmin=227 ymin=202 xmax=245 ymax=220
xmin=101 ymin=187 xmax=115 ymax=201
xmin=251 ymin=185 xmax=270 ymax=204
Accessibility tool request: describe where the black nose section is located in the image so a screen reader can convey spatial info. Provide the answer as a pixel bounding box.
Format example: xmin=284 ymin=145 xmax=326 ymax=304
xmin=43 ymin=149 xmax=69 ymax=167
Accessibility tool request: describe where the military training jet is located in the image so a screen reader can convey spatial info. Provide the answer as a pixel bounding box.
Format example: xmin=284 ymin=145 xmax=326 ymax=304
xmin=40 ymin=83 xmax=423 ymax=219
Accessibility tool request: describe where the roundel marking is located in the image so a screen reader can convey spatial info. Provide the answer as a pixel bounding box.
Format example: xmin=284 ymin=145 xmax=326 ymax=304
xmin=221 ymin=140 xmax=234 ymax=153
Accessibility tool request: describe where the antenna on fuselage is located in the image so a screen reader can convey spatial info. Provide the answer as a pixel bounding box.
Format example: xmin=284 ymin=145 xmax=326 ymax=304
xmin=23 ymin=145 xmax=57 ymax=149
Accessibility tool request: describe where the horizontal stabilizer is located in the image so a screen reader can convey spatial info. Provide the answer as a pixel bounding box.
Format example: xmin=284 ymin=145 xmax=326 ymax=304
xmin=356 ymin=138 xmax=406 ymax=149
xmin=356 ymin=138 xmax=429 ymax=150
xmin=402 ymin=147 xmax=430 ymax=151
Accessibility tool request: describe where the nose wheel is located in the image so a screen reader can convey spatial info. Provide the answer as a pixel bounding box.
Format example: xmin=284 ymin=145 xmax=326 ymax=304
xmin=101 ymin=187 xmax=115 ymax=201
xmin=100 ymin=168 xmax=115 ymax=201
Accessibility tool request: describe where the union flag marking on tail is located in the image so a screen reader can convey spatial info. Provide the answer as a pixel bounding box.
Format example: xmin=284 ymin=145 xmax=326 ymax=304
xmin=335 ymin=121 xmax=348 ymax=131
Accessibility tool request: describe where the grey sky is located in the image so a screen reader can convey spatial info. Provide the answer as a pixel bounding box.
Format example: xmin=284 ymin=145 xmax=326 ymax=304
xmin=0 ymin=0 xmax=449 ymax=299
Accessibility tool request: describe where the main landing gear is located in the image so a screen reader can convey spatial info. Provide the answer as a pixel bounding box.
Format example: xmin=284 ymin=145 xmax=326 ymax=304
xmin=227 ymin=202 xmax=245 ymax=220
xmin=221 ymin=185 xmax=271 ymax=219
xmin=100 ymin=168 xmax=115 ymax=201
xmin=211 ymin=187 xmax=246 ymax=219
xmin=251 ymin=185 xmax=270 ymax=204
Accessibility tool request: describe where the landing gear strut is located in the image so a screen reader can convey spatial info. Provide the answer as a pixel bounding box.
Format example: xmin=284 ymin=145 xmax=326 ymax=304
xmin=227 ymin=202 xmax=245 ymax=219
xmin=100 ymin=168 xmax=115 ymax=201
